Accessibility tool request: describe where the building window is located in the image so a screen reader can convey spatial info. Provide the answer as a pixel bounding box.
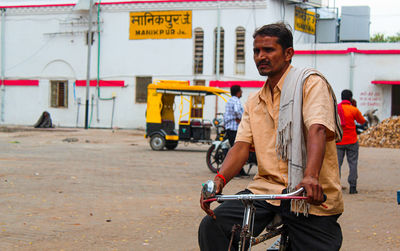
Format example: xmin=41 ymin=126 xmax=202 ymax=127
xmin=50 ymin=80 xmax=68 ymax=108
xmin=193 ymin=79 xmax=205 ymax=86
xmin=235 ymin=27 xmax=246 ymax=75
xmin=135 ymin=76 xmax=152 ymax=103
xmin=214 ymin=27 xmax=224 ymax=75
xmin=194 ymin=27 xmax=204 ymax=74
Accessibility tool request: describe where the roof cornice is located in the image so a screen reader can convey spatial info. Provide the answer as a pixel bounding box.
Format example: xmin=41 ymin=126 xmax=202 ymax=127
xmin=1 ymin=0 xmax=267 ymax=15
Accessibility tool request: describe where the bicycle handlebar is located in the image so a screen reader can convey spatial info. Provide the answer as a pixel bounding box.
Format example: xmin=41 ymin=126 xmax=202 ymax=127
xmin=203 ymin=188 xmax=306 ymax=203
xmin=202 ymin=180 xmax=327 ymax=206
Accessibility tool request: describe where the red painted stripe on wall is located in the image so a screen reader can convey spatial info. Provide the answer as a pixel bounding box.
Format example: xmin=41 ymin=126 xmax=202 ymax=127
xmin=0 ymin=3 xmax=75 ymax=8
xmin=75 ymin=80 xmax=125 ymax=87
xmin=295 ymin=50 xmax=349 ymax=55
xmin=371 ymin=81 xmax=400 ymax=85
xmin=295 ymin=48 xmax=400 ymax=55
xmin=1 ymin=80 xmax=39 ymax=86
xmin=355 ymin=49 xmax=400 ymax=54
xmin=210 ymin=80 xmax=264 ymax=88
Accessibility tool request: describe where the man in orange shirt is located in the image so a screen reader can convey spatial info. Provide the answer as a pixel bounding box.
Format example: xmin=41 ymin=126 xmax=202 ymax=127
xmin=336 ymin=89 xmax=367 ymax=194
xmin=199 ymin=23 xmax=343 ymax=251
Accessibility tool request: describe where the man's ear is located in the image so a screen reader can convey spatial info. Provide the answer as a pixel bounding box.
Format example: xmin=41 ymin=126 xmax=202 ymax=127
xmin=285 ymin=47 xmax=294 ymax=62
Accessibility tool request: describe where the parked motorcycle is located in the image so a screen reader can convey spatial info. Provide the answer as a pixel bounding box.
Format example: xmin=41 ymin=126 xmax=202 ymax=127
xmin=206 ymin=113 xmax=257 ymax=174
xmin=356 ymin=109 xmax=379 ymax=135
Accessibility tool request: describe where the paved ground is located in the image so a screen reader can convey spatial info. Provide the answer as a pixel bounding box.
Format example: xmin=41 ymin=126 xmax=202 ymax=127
xmin=0 ymin=127 xmax=399 ymax=251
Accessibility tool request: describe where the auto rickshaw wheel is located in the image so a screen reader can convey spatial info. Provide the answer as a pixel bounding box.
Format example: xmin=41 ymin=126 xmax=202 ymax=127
xmin=150 ymin=134 xmax=165 ymax=151
xmin=165 ymin=140 xmax=178 ymax=150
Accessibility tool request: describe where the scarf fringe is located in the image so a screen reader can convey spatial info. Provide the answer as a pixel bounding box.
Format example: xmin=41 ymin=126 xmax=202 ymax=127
xmin=276 ymin=121 xmax=292 ymax=161
xmin=290 ymin=196 xmax=310 ymax=217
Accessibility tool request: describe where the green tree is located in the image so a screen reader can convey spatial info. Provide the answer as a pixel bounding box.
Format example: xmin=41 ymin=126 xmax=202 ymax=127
xmin=370 ymin=32 xmax=400 ymax=42
xmin=370 ymin=33 xmax=386 ymax=42
xmin=387 ymin=32 xmax=400 ymax=42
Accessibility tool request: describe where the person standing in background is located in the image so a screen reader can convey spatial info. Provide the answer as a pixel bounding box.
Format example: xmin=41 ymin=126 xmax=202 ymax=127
xmin=224 ymin=85 xmax=246 ymax=176
xmin=337 ymin=89 xmax=367 ymax=194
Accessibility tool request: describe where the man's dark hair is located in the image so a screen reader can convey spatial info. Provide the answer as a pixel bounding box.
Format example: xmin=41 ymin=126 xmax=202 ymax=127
xmin=230 ymin=85 xmax=241 ymax=96
xmin=253 ymin=22 xmax=293 ymax=51
xmin=341 ymin=89 xmax=353 ymax=101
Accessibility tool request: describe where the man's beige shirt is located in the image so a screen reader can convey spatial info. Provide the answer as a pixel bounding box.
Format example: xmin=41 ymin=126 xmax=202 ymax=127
xmin=236 ymin=66 xmax=344 ymax=216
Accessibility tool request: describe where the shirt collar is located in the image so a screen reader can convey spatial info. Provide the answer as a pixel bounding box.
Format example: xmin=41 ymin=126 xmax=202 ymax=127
xmin=340 ymin=100 xmax=352 ymax=105
xmin=258 ymin=65 xmax=293 ymax=103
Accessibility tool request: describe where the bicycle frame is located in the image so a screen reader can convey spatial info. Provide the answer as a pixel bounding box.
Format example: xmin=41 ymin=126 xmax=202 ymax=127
xmin=202 ymin=181 xmax=306 ymax=251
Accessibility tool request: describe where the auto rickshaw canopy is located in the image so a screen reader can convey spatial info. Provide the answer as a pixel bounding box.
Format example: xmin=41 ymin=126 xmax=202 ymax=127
xmin=147 ymin=80 xmax=230 ymax=101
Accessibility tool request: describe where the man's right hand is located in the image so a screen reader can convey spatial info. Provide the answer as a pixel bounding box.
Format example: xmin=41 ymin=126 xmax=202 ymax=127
xmin=200 ymin=177 xmax=224 ymax=220
xmin=200 ymin=142 xmax=251 ymax=219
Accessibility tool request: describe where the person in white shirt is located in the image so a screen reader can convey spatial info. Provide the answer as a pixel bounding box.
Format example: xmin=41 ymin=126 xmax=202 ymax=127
xmin=224 ymin=85 xmax=246 ymax=176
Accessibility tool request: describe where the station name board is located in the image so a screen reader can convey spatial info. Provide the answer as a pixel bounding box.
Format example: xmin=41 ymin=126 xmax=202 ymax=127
xmin=129 ymin=10 xmax=192 ymax=40
xmin=294 ymin=6 xmax=316 ymax=35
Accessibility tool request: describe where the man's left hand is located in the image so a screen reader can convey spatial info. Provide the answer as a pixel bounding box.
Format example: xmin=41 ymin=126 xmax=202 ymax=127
xmin=296 ymin=176 xmax=325 ymax=205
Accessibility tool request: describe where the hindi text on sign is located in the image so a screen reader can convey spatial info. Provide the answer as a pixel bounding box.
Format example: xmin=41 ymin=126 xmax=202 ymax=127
xmin=130 ymin=10 xmax=192 ymax=39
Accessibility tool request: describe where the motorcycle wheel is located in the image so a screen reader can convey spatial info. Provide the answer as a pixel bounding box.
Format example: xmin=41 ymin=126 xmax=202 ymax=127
xmin=206 ymin=144 xmax=226 ymax=173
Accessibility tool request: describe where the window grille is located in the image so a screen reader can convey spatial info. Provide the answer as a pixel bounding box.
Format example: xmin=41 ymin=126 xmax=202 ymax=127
xmin=194 ymin=28 xmax=204 ymax=74
xmin=50 ymin=81 xmax=68 ymax=108
xmin=193 ymin=79 xmax=205 ymax=86
xmin=235 ymin=27 xmax=246 ymax=75
xmin=135 ymin=76 xmax=152 ymax=103
xmin=214 ymin=27 xmax=224 ymax=75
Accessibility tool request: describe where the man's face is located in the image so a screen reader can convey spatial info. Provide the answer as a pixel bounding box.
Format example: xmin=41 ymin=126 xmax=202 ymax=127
xmin=253 ymin=35 xmax=293 ymax=77
xmin=237 ymin=89 xmax=242 ymax=98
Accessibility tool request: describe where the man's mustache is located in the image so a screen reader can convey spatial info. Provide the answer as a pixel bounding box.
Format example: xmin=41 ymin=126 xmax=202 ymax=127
xmin=256 ymin=60 xmax=271 ymax=67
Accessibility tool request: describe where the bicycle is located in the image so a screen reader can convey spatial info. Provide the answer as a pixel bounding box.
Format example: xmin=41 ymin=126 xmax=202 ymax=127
xmin=201 ymin=180 xmax=311 ymax=251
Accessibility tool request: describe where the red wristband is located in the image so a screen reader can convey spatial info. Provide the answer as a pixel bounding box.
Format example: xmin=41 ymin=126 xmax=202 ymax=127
xmin=216 ymin=171 xmax=226 ymax=186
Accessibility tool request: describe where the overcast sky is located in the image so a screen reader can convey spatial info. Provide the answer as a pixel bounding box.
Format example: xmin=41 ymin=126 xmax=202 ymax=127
xmin=332 ymin=0 xmax=400 ymax=36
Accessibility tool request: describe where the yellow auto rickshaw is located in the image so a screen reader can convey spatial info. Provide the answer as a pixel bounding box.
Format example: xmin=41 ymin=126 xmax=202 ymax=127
xmin=145 ymin=80 xmax=230 ymax=150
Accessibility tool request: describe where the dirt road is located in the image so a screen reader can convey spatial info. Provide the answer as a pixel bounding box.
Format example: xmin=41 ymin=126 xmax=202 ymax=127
xmin=0 ymin=128 xmax=399 ymax=250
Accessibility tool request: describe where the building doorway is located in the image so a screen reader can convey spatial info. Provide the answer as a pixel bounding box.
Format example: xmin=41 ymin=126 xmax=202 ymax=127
xmin=392 ymin=85 xmax=400 ymax=116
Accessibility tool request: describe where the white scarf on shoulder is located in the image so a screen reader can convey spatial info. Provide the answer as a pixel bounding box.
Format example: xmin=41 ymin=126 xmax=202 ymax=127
xmin=275 ymin=67 xmax=342 ymax=215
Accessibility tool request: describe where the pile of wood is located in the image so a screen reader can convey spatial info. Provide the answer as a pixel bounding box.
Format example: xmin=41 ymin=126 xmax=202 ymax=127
xmin=359 ymin=116 xmax=400 ymax=148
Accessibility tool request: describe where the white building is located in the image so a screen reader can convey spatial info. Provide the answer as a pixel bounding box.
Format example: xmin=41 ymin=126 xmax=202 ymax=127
xmin=0 ymin=0 xmax=399 ymax=129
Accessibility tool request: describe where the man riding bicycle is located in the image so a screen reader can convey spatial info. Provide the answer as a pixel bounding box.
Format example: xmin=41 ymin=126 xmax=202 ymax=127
xmin=199 ymin=23 xmax=344 ymax=251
